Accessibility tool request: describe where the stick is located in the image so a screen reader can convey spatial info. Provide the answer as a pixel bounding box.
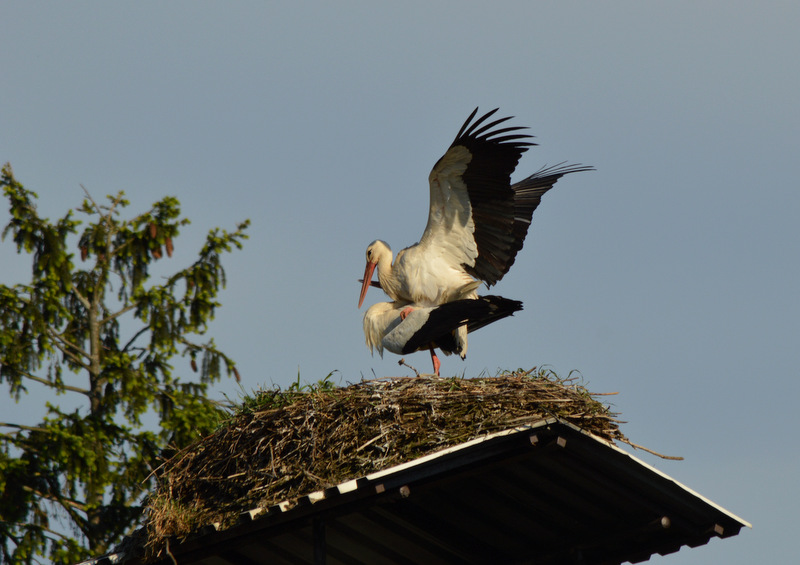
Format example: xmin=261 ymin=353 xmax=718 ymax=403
xmin=620 ymin=438 xmax=684 ymax=460
xmin=397 ymin=358 xmax=420 ymax=377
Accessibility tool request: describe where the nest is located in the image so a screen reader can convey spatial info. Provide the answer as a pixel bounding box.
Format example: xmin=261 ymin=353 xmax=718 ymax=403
xmin=141 ymin=368 xmax=625 ymax=559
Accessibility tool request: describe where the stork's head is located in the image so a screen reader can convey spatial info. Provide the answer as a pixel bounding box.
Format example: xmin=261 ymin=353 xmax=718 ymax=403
xmin=358 ymin=240 xmax=391 ymax=308
xmin=365 ymin=240 xmax=391 ymax=263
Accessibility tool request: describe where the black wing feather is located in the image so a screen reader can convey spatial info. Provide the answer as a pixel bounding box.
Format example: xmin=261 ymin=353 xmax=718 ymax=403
xmin=502 ymin=163 xmax=595 ymax=272
xmin=449 ymin=109 xmax=533 ymax=286
xmin=451 ymin=108 xmax=592 ymax=286
xmin=401 ymin=296 xmax=523 ymax=355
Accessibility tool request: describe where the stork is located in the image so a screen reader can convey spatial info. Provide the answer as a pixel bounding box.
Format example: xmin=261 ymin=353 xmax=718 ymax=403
xmin=363 ymin=296 xmax=523 ymax=375
xmin=358 ymin=107 xmax=591 ymax=355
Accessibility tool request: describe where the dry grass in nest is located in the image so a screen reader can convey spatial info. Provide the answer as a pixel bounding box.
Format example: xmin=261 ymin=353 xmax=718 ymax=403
xmin=141 ymin=368 xmax=626 ymax=559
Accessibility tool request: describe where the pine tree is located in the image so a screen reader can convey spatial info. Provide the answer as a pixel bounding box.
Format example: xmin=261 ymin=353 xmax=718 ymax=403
xmin=0 ymin=163 xmax=249 ymax=564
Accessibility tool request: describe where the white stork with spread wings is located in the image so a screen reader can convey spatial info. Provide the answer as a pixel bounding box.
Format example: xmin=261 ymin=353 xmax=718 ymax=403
xmin=359 ymin=108 xmax=591 ymax=308
xmin=358 ymin=108 xmax=591 ymax=360
xmin=364 ymin=296 xmax=523 ymax=375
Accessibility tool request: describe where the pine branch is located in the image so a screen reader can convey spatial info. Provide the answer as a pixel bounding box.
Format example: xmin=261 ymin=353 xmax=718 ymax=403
xmin=47 ymin=329 xmax=92 ymax=371
xmin=0 ymin=422 xmax=50 ymax=433
xmin=16 ymin=368 xmax=90 ymax=396
xmin=3 ymin=520 xmax=80 ymax=544
xmin=122 ymin=325 xmax=150 ymax=353
xmin=28 ymin=490 xmax=91 ymax=544
xmin=100 ymin=302 xmax=137 ymax=326
xmin=23 ymin=485 xmax=88 ymax=514
xmin=70 ymin=285 xmax=92 ymax=312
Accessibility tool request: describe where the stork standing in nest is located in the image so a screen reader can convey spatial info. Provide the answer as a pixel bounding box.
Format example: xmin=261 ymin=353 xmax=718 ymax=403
xmin=359 ymin=108 xmax=591 ymax=374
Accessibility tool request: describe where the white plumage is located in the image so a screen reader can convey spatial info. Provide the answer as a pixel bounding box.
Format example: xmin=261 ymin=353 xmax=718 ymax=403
xmin=359 ymin=107 xmax=591 ymax=373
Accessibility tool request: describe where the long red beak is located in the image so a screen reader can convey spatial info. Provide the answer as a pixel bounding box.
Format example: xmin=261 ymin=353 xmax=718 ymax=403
xmin=358 ymin=262 xmax=377 ymax=308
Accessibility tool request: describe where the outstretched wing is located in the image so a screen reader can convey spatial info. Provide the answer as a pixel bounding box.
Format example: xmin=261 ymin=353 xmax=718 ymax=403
xmin=467 ymin=162 xmax=594 ymax=284
xmin=416 ymin=108 xmax=534 ymax=282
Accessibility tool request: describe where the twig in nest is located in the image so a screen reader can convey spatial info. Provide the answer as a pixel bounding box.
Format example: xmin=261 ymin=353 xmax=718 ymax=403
xmin=620 ymin=438 xmax=684 ymax=460
xmin=398 ymin=358 xmax=420 ymax=377
xmin=165 ymin=538 xmax=178 ymax=565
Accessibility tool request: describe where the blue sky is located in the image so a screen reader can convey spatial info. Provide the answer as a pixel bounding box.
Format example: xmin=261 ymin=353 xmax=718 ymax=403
xmin=2 ymin=2 xmax=798 ymax=562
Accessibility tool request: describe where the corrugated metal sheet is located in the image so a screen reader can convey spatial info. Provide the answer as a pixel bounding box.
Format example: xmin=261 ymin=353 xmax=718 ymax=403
xmin=118 ymin=419 xmax=749 ymax=565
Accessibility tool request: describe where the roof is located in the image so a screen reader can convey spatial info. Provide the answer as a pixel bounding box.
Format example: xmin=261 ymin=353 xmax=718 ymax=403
xmin=114 ymin=418 xmax=749 ymax=565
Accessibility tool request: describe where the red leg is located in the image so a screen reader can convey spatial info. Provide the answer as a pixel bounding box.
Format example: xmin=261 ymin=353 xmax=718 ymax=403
xmin=400 ymin=306 xmax=414 ymax=320
xmin=429 ymin=346 xmax=441 ymax=376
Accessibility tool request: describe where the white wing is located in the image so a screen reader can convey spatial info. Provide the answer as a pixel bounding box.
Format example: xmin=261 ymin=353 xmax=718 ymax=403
xmin=416 ymin=108 xmax=535 ymax=286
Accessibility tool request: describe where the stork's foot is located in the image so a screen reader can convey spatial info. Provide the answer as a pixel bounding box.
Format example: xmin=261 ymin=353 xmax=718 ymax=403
xmin=400 ymin=306 xmax=415 ymax=320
